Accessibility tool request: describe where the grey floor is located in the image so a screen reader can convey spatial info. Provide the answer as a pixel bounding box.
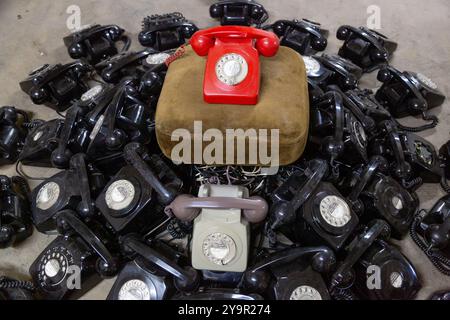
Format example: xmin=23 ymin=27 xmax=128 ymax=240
xmin=0 ymin=0 xmax=449 ymax=300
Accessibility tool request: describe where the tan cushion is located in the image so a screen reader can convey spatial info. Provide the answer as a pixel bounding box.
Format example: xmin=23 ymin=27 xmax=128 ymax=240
xmin=155 ymin=45 xmax=309 ymax=166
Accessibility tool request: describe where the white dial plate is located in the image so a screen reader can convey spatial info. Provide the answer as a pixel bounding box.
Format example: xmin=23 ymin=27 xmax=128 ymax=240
xmin=290 ymin=286 xmax=323 ymax=300
xmin=319 ymin=195 xmax=352 ymax=227
xmin=303 ymin=56 xmax=321 ymax=77
xmin=215 ymin=53 xmax=248 ymax=86
xmin=390 ymin=272 xmax=404 ymax=288
xmin=118 ymin=279 xmax=151 ymax=300
xmin=105 ymin=179 xmax=135 ymax=211
xmin=36 ymin=182 xmax=60 ymax=210
xmin=202 ymin=233 xmax=236 ymax=266
xmin=416 ymin=73 xmax=438 ymax=90
xmin=81 ymin=85 xmax=103 ymax=102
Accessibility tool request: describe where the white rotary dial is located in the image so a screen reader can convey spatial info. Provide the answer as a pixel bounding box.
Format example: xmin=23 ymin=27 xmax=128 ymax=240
xmin=36 ymin=182 xmax=60 ymax=210
xmin=319 ymin=195 xmax=352 ymax=227
xmin=105 ymin=179 xmax=136 ymax=211
xmin=290 ymin=286 xmax=323 ymax=300
xmin=202 ymin=233 xmax=237 ymax=266
xmin=118 ymin=279 xmax=152 ymax=300
xmin=215 ymin=53 xmax=248 ymax=86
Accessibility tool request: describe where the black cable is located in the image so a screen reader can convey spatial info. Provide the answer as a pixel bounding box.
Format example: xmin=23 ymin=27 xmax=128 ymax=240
xmin=394 ymin=113 xmax=439 ymax=133
xmin=15 ymin=161 xmax=51 ymax=181
xmin=0 ymin=277 xmax=35 ymax=291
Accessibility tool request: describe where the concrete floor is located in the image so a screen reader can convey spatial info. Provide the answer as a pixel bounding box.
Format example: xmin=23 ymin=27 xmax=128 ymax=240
xmin=0 ymin=0 xmax=449 ymax=300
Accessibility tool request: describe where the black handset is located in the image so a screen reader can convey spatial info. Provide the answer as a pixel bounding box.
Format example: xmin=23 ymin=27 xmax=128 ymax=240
xmin=330 ymin=219 xmax=391 ymax=291
xmin=271 ymin=19 xmax=328 ymax=55
xmin=376 ymin=66 xmax=444 ymax=129
xmin=56 ymin=210 xmax=118 ymax=277
xmin=209 ymin=1 xmax=268 ymax=27
xmin=20 ymin=62 xmax=92 ymax=112
xmin=64 ymin=24 xmax=130 ymax=65
xmin=354 ymin=240 xmax=421 ymax=300
xmin=31 ymin=153 xmax=101 ymax=232
xmin=244 ymin=246 xmax=336 ymax=300
xmin=139 ymin=12 xmax=198 ymax=51
xmin=411 ymin=195 xmax=450 ymax=275
xmin=337 ymin=26 xmax=397 ymax=72
xmin=121 ymin=235 xmax=199 ymax=292
xmin=0 ymin=176 xmax=33 ymax=248
xmin=0 ymin=106 xmax=29 ymax=165
xmin=314 ymin=54 xmax=363 ymax=90
xmin=268 ymin=159 xmax=328 ymax=232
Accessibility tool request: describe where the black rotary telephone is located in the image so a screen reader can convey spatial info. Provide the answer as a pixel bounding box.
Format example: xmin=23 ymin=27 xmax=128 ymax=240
xmin=336 ymin=25 xmax=398 ymax=72
xmin=305 ymin=54 xmax=363 ymax=91
xmin=346 ymin=88 xmax=392 ymax=122
xmin=18 ymin=119 xmax=64 ymax=167
xmin=353 ymin=240 xmax=421 ymax=300
xmin=31 ymin=153 xmax=104 ymax=232
xmin=270 ymin=19 xmax=328 ymax=55
xmin=289 ymin=180 xmax=359 ymax=252
xmin=244 ymin=246 xmax=336 ymax=300
xmin=95 ymin=49 xmax=171 ymax=86
xmin=345 ymin=156 xmax=419 ymax=239
xmin=376 ymin=66 xmax=445 ymax=128
xmin=30 ymin=210 xmax=118 ymax=300
xmin=107 ymin=240 xmax=181 ymax=300
xmin=20 ymin=62 xmax=92 ymax=112
xmin=209 ymin=0 xmax=268 ymax=27
xmin=0 ymin=176 xmax=33 ymax=248
xmin=96 ymin=143 xmax=182 ymax=235
xmin=120 ymin=235 xmax=200 ymax=293
xmin=267 ymin=159 xmax=328 ymax=245
xmin=139 ymin=12 xmax=198 ymax=51
xmin=63 ymin=24 xmax=130 ymax=65
xmin=411 ymin=195 xmax=450 ymax=276
xmin=329 ymin=219 xmax=391 ymax=291
xmin=0 ymin=107 xmax=29 ymax=166
xmin=85 ymin=79 xmax=154 ymax=159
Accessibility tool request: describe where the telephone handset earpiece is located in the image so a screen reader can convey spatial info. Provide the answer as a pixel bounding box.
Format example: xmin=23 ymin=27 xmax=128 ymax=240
xmin=269 ymin=159 xmax=328 ymax=232
xmin=56 ymin=210 xmax=118 ymax=278
xmin=348 ymin=156 xmax=388 ymax=213
xmin=70 ymin=153 xmax=95 ymax=217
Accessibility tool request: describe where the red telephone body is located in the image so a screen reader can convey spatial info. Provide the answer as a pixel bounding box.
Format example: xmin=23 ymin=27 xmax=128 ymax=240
xmin=190 ymin=26 xmax=280 ymax=105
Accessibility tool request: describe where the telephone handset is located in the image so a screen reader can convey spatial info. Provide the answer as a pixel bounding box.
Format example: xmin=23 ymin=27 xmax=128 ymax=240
xmin=190 ymin=26 xmax=279 ymax=105
xmin=0 ymin=107 xmax=28 ymax=166
xmin=64 ymin=24 xmax=130 ymax=65
xmin=271 ymin=19 xmax=328 ymax=55
xmin=411 ymin=195 xmax=450 ymax=275
xmin=244 ymin=246 xmax=336 ymax=300
xmin=31 ymin=153 xmax=102 ymax=232
xmin=120 ymin=235 xmax=199 ymax=292
xmin=0 ymin=176 xmax=33 ymax=248
xmin=268 ymin=159 xmax=328 ymax=235
xmin=337 ymin=26 xmax=398 ymax=72
xmin=330 ymin=220 xmax=391 ymax=291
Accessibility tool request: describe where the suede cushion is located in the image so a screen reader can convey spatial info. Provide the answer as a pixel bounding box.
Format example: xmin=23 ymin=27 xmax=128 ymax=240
xmin=155 ymin=45 xmax=309 ymax=166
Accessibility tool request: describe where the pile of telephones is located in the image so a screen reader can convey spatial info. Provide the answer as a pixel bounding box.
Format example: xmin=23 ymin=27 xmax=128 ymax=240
xmin=1 ymin=0 xmax=450 ymax=300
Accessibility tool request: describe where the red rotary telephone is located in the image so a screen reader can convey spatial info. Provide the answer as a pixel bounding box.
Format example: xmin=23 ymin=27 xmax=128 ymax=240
xmin=190 ymin=26 xmax=280 ymax=105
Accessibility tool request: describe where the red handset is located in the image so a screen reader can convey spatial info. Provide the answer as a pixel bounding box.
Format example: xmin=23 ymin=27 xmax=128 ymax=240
xmin=190 ymin=26 xmax=279 ymax=105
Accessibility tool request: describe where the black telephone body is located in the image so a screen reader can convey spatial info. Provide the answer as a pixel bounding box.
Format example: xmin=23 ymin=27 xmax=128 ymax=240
xmin=209 ymin=0 xmax=268 ymax=26
xmin=139 ymin=12 xmax=198 ymax=51
xmin=96 ymin=143 xmax=182 ymax=235
xmin=308 ymin=79 xmax=325 ymax=105
xmin=305 ymin=54 xmax=363 ymax=91
xmin=30 ymin=210 xmax=118 ymax=300
xmin=271 ymin=19 xmax=328 ymax=56
xmin=439 ymin=141 xmax=450 ymax=181
xmin=20 ymin=62 xmax=92 ymax=112
xmin=85 ymin=79 xmax=155 ymax=161
xmin=342 ymin=156 xmax=418 ymax=239
xmin=375 ymin=66 xmax=446 ymax=118
xmin=244 ymin=246 xmax=335 ymax=300
xmin=0 ymin=106 xmax=29 ymax=165
xmin=353 ymin=240 xmax=421 ymax=300
xmin=64 ymin=24 xmax=130 ymax=65
xmin=346 ymin=88 xmax=392 ymax=122
xmin=412 ymin=195 xmax=450 ymax=274
xmin=336 ymin=26 xmax=398 ymax=72
xmin=309 ymin=91 xmax=368 ymax=168
xmin=31 ymin=153 xmax=105 ymax=233
xmin=0 ymin=176 xmax=33 ymax=248
xmin=289 ymin=181 xmax=359 ymax=252
xmin=431 ymin=291 xmax=450 ymax=300
xmin=95 ymin=48 xmax=171 ymax=88
xmin=18 ymin=119 xmax=64 ymax=167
